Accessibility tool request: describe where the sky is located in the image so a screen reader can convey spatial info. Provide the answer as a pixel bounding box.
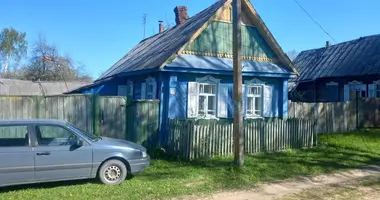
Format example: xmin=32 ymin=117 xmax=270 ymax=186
xmin=1 ymin=0 xmax=380 ymax=79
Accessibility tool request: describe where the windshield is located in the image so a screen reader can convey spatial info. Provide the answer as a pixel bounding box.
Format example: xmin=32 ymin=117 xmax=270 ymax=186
xmin=66 ymin=123 xmax=100 ymax=142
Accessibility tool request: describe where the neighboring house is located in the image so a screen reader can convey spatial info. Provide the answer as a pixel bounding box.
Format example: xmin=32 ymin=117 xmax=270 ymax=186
xmin=290 ymin=34 xmax=380 ymax=102
xmin=70 ymin=0 xmax=297 ymax=135
xmin=0 ymin=78 xmax=89 ymax=95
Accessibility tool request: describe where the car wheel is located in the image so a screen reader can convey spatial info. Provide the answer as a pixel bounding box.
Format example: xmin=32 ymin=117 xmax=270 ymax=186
xmin=98 ymin=159 xmax=128 ymax=185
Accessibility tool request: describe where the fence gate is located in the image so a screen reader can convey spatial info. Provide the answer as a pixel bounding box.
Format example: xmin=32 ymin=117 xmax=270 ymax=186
xmin=99 ymin=96 xmax=128 ymax=140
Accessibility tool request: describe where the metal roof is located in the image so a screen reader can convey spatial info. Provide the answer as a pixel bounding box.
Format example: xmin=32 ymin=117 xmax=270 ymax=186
xmin=293 ymin=34 xmax=380 ymax=82
xmin=97 ymin=0 xmax=228 ymax=81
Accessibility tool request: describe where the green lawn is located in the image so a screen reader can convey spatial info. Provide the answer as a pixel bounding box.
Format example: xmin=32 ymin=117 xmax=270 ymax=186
xmin=2 ymin=129 xmax=380 ymax=200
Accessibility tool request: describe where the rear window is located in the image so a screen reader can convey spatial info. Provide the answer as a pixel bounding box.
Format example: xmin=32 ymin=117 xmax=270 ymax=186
xmin=0 ymin=125 xmax=29 ymax=147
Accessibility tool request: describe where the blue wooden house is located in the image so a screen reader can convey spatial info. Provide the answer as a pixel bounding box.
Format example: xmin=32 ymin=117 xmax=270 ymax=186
xmin=71 ymin=0 xmax=297 ymax=133
xmin=290 ymin=35 xmax=380 ymax=102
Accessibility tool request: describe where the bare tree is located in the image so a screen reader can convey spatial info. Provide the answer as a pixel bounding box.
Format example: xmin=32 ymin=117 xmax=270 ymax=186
xmin=22 ymin=36 xmax=91 ymax=81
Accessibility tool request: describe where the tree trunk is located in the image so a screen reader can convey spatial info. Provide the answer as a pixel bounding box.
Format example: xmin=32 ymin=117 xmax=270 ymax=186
xmin=3 ymin=54 xmax=9 ymax=73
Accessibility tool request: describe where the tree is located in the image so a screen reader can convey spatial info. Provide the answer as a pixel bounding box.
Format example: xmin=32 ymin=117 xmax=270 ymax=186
xmin=0 ymin=28 xmax=28 ymax=73
xmin=286 ymin=50 xmax=299 ymax=61
xmin=22 ymin=36 xmax=91 ymax=81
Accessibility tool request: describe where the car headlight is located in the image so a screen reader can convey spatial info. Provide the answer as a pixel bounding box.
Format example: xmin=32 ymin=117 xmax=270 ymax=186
xmin=141 ymin=150 xmax=147 ymax=158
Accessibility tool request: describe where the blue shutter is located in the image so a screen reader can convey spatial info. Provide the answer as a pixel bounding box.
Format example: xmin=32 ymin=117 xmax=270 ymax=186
xmin=217 ymin=84 xmax=228 ymax=118
xmin=369 ymin=84 xmax=375 ymax=98
xmin=141 ymin=83 xmax=146 ymax=100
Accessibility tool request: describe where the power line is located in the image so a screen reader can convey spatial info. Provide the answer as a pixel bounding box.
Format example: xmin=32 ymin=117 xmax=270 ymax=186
xmin=293 ymin=0 xmax=338 ymax=44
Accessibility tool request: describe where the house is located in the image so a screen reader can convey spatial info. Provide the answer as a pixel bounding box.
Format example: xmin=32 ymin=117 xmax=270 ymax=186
xmin=70 ymin=0 xmax=297 ymax=136
xmin=290 ymin=34 xmax=380 ymax=102
xmin=0 ymin=78 xmax=89 ymax=95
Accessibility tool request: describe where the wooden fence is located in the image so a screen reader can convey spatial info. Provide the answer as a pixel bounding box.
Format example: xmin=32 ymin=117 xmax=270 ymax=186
xmin=0 ymin=95 xmax=159 ymax=149
xmin=166 ymin=118 xmax=317 ymax=160
xmin=288 ymin=98 xmax=380 ymax=134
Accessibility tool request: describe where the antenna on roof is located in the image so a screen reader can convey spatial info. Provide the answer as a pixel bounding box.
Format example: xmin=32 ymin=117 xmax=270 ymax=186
xmin=142 ymin=14 xmax=147 ymax=39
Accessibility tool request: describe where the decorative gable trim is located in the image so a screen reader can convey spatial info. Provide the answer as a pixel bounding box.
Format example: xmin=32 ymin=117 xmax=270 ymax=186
xmin=196 ymin=75 xmax=221 ymax=83
xmin=159 ymin=0 xmax=232 ymax=69
xmin=326 ymin=81 xmax=338 ymax=86
xmin=374 ymin=80 xmax=380 ymax=84
xmin=181 ymin=50 xmax=279 ymax=62
xmin=348 ymin=80 xmax=363 ymax=85
xmin=245 ymin=78 xmax=265 ymax=85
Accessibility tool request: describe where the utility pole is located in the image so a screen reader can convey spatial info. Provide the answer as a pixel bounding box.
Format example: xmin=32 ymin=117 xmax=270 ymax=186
xmin=142 ymin=14 xmax=147 ymax=39
xmin=232 ymin=0 xmax=244 ymax=166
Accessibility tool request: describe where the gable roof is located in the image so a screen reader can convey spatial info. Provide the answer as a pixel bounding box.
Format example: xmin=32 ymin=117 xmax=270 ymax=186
xmin=97 ymin=0 xmax=297 ymax=81
xmin=293 ymin=34 xmax=380 ymax=82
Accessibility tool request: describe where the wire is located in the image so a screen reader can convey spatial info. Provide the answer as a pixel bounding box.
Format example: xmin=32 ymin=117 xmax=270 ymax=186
xmin=293 ymin=0 xmax=338 ymax=44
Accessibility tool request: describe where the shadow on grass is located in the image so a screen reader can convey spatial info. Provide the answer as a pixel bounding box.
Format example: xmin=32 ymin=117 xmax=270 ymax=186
xmin=0 ymin=179 xmax=97 ymax=194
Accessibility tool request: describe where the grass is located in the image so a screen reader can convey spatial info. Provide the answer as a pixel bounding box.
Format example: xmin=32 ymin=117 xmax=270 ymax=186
xmin=2 ymin=129 xmax=380 ymax=200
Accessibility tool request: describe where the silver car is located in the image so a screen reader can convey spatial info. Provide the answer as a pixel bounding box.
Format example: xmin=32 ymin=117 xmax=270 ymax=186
xmin=0 ymin=119 xmax=150 ymax=187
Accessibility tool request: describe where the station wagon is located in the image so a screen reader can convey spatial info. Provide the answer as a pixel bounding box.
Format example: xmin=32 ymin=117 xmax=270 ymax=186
xmin=0 ymin=119 xmax=150 ymax=187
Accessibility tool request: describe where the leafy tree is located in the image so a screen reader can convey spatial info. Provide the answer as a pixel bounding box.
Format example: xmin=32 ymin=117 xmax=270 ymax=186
xmin=0 ymin=28 xmax=28 ymax=73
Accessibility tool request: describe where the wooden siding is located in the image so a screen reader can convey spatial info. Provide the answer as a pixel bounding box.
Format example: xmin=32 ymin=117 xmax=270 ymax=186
xmin=167 ymin=118 xmax=317 ymax=160
xmin=183 ymin=22 xmax=277 ymax=59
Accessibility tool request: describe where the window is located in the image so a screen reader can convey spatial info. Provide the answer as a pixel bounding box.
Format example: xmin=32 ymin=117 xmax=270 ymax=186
xmin=198 ymin=83 xmax=217 ymax=117
xmin=141 ymin=77 xmax=157 ymax=99
xmin=0 ymin=125 xmax=28 ymax=147
xmin=246 ymin=85 xmax=262 ymax=117
xmin=344 ymin=81 xmax=366 ymax=101
xmin=35 ymin=125 xmax=79 ymax=146
xmin=326 ymin=82 xmax=338 ymax=102
xmin=376 ymin=85 xmax=380 ymax=97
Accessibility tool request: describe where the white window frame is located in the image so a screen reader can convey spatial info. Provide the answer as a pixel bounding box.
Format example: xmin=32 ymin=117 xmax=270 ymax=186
xmin=246 ymin=85 xmax=263 ymax=118
xmin=198 ymin=83 xmax=217 ymax=118
xmin=187 ymin=75 xmax=221 ymax=120
xmin=347 ymin=80 xmax=366 ymax=100
xmin=142 ymin=77 xmax=156 ymax=100
xmin=245 ymin=78 xmax=265 ymax=118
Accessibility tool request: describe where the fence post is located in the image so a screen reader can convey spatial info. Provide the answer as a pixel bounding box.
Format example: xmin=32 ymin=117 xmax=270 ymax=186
xmin=92 ymin=94 xmax=100 ymax=136
xmin=35 ymin=96 xmax=42 ymax=119
xmin=125 ymin=97 xmax=133 ymax=141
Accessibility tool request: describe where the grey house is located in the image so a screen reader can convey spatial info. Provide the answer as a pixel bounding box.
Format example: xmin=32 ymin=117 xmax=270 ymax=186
xmin=290 ymin=34 xmax=380 ymax=102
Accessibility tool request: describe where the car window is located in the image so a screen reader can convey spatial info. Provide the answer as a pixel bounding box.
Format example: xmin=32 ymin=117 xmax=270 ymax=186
xmin=36 ymin=125 xmax=79 ymax=146
xmin=66 ymin=123 xmax=99 ymax=142
xmin=0 ymin=125 xmax=29 ymax=147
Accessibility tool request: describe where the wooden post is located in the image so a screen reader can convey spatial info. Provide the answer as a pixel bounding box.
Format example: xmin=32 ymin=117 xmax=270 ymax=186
xmin=233 ymin=0 xmax=244 ymax=167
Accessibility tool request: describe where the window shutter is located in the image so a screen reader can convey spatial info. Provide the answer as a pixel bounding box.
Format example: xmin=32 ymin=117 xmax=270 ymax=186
xmin=264 ymin=85 xmax=273 ymax=117
xmin=141 ymin=83 xmax=146 ymax=100
xmin=152 ymin=81 xmax=157 ymax=99
xmin=127 ymin=82 xmax=134 ymax=97
xmin=369 ymin=84 xmax=375 ymax=98
xmin=344 ymin=84 xmax=349 ymax=101
xmin=187 ymin=82 xmax=199 ymax=118
xmin=217 ymin=84 xmax=228 ymax=118
xmin=117 ymin=85 xmax=127 ymax=96
xmin=242 ymin=84 xmax=247 ymax=118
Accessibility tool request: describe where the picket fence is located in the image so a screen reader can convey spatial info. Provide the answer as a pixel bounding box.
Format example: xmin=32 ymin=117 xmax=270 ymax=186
xmin=166 ymin=118 xmax=317 ymax=160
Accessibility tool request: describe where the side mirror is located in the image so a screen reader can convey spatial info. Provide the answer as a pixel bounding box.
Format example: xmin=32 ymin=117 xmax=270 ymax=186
xmin=75 ymin=140 xmax=83 ymax=146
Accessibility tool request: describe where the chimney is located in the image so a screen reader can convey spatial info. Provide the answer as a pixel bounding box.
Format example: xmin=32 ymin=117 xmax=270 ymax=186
xmin=159 ymin=21 xmax=164 ymax=33
xmin=174 ymin=6 xmax=189 ymax=25
xmin=326 ymin=41 xmax=331 ymax=48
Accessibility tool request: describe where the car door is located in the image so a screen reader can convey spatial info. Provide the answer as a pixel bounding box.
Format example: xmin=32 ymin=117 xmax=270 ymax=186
xmin=33 ymin=124 xmax=93 ymax=181
xmin=0 ymin=124 xmax=34 ymax=187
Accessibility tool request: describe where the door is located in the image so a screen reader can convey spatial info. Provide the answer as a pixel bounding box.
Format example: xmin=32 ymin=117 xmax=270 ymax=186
xmin=33 ymin=124 xmax=92 ymax=181
xmin=0 ymin=124 xmax=34 ymax=186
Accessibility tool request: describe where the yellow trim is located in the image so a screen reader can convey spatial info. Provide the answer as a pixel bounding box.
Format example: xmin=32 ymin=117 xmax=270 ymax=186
xmin=159 ymin=0 xmax=233 ymax=69
xmin=182 ymin=50 xmax=279 ymax=62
